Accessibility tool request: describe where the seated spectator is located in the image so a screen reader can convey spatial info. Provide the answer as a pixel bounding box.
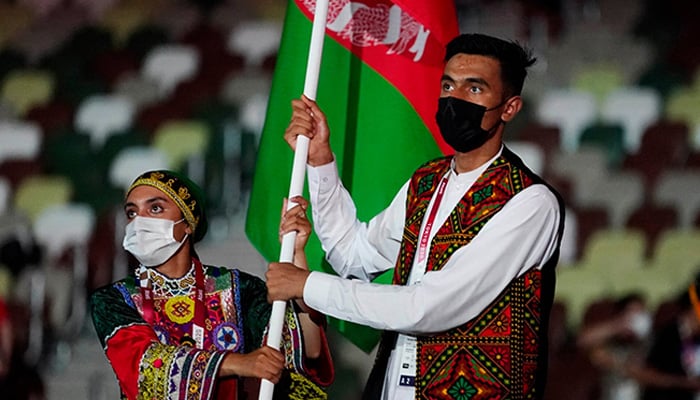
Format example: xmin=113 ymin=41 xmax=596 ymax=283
xmin=639 ymin=275 xmax=700 ymax=400
xmin=577 ymin=293 xmax=652 ymax=400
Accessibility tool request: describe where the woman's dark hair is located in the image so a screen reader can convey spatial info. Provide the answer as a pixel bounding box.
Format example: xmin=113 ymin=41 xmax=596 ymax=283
xmin=444 ymin=33 xmax=536 ymax=97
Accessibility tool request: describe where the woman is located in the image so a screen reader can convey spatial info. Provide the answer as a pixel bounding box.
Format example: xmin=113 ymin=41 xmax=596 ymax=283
xmin=90 ymin=170 xmax=333 ymax=399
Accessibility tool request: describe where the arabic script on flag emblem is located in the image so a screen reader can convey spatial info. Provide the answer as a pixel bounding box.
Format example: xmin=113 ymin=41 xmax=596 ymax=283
xmin=300 ymin=0 xmax=431 ymax=62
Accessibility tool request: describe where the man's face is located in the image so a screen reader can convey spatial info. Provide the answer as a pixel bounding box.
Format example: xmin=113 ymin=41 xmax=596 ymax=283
xmin=439 ymin=54 xmax=506 ymax=130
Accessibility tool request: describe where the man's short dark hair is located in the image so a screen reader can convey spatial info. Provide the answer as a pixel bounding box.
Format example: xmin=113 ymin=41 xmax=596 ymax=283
xmin=444 ymin=33 xmax=536 ymax=97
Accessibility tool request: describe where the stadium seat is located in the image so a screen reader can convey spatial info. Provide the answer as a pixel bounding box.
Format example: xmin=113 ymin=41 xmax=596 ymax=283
xmin=647 ymin=229 xmax=700 ymax=295
xmin=665 ymin=87 xmax=700 ymax=134
xmin=74 ymin=94 xmax=136 ymax=149
xmin=41 ymin=130 xmax=93 ymax=177
xmin=238 ymin=92 xmax=268 ymax=136
xmin=113 ymin=73 xmax=161 ymax=112
xmin=181 ymin=23 xmax=227 ymax=66
xmin=555 ymin=265 xmax=610 ymax=329
xmin=141 ymin=44 xmax=200 ymax=97
xmin=505 ymin=140 xmax=545 ymax=175
xmin=600 ymin=86 xmax=662 ymax=153
xmin=622 ymin=120 xmax=690 ymax=190
xmin=31 ymin=202 xmax=96 ymax=346
xmin=96 ymin=128 xmax=149 ymax=172
xmin=637 ymin=62 xmax=686 ymax=102
xmin=0 ymin=159 xmax=44 ymax=190
xmin=609 ymin=267 xmax=685 ymax=311
xmin=135 ymin=97 xmax=190 ymax=135
xmin=536 ymin=88 xmax=598 ymax=152
xmin=13 ymin=174 xmax=72 ymax=223
xmin=33 ymin=202 xmax=95 ymax=261
xmin=152 ymin=119 xmax=210 ymax=174
xmin=0 ymin=119 xmax=42 ymax=164
xmin=549 ymin=147 xmax=608 ymax=206
xmin=0 ymin=69 xmax=54 ymax=117
xmin=100 ymin=0 xmax=153 ymax=44
xmin=220 ymin=69 xmax=272 ymax=110
xmin=227 ymin=20 xmax=282 ymax=67
xmin=578 ymin=228 xmax=646 ymax=272
xmin=581 ymin=170 xmax=645 ymax=228
xmin=90 ymin=49 xmax=140 ymax=88
xmin=653 ymin=170 xmax=700 ymax=228
xmin=625 ymin=203 xmax=679 ymax=258
xmin=25 ymin=98 xmax=75 ymax=136
xmin=108 ymin=146 xmax=170 ymax=191
xmin=577 ymin=124 xmax=626 ymax=167
xmin=572 ymin=206 xmax=610 ymax=261
xmin=571 ymin=63 xmax=624 ymax=105
xmin=516 ymin=122 xmax=561 ymax=166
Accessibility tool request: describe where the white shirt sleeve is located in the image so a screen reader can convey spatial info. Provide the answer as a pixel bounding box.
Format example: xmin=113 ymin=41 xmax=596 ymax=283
xmin=303 ymin=183 xmax=562 ymax=335
xmin=307 ymin=159 xmax=408 ymax=281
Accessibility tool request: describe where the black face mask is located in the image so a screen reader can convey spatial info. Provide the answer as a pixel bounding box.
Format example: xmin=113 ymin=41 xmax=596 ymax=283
xmin=435 ymin=96 xmax=505 ymax=153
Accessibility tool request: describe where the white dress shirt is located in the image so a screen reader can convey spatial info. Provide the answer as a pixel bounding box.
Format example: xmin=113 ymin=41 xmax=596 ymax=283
xmin=302 ymin=148 xmax=562 ymax=399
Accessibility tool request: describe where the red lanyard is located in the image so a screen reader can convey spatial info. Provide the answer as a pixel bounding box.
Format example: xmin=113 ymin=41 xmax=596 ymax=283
xmin=417 ymin=174 xmax=449 ymax=264
xmin=140 ymin=258 xmax=208 ymax=348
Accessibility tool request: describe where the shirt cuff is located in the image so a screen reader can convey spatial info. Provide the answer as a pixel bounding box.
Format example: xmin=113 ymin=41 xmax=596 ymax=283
xmin=307 ymin=158 xmax=339 ymax=195
xmin=303 ymin=271 xmax=334 ymax=312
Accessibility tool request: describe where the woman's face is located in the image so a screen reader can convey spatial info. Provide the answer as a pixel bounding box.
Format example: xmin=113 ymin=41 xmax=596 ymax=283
xmin=124 ymin=185 xmax=191 ymax=240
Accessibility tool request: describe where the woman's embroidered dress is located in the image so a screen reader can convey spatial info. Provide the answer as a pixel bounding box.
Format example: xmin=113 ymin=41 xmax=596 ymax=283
xmin=91 ymin=263 xmax=333 ymax=400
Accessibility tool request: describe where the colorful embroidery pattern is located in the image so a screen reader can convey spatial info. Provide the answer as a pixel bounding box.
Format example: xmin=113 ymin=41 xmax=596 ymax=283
xmin=266 ymin=302 xmax=306 ymax=372
xmin=138 ymin=344 xmax=224 ymax=400
xmin=288 ymin=372 xmax=328 ymax=400
xmin=165 ymin=296 xmax=195 ymax=324
xmin=147 ymin=266 xmax=196 ymax=297
xmin=127 ymin=266 xmax=243 ymax=399
xmin=391 ymin=150 xmax=547 ymax=399
xmin=98 ymin=264 xmax=330 ymax=399
xmin=213 ymin=322 xmax=242 ymax=351
xmin=416 ymin=272 xmax=542 ymax=399
xmin=139 ymin=344 xmax=176 ymax=399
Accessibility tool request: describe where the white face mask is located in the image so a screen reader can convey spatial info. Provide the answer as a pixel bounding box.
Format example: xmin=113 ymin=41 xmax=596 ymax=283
xmin=628 ymin=310 xmax=652 ymax=339
xmin=122 ymin=216 xmax=188 ymax=267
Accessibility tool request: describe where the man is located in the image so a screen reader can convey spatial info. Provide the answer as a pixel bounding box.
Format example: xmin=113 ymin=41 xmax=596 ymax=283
xmin=266 ymin=33 xmax=564 ymax=399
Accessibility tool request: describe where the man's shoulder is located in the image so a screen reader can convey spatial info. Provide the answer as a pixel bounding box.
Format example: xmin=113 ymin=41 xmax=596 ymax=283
xmin=414 ymin=155 xmax=452 ymax=173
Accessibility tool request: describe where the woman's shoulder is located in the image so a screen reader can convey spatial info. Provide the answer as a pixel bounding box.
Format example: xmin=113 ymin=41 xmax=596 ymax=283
xmin=90 ymin=278 xmax=135 ymax=313
xmin=204 ymin=265 xmax=265 ymax=287
xmin=91 ymin=276 xmax=135 ymax=298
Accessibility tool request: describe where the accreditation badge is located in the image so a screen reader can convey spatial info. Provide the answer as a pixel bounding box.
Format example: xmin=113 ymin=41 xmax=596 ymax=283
xmin=398 ymin=336 xmax=417 ymax=387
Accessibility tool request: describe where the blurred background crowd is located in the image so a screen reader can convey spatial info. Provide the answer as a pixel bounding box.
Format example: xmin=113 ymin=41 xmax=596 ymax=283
xmin=0 ymin=0 xmax=700 ymax=398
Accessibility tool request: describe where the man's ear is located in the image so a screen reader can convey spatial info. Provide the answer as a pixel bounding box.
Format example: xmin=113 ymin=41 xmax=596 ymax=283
xmin=501 ymin=96 xmax=523 ymax=123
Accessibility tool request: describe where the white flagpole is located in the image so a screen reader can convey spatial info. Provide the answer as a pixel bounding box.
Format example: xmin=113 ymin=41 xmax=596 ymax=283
xmin=258 ymin=0 xmax=330 ymax=398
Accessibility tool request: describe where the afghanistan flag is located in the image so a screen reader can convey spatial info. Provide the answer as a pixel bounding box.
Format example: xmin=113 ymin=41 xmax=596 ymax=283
xmin=245 ymin=0 xmax=459 ymax=352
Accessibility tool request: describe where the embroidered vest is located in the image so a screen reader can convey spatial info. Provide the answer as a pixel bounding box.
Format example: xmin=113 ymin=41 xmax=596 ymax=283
xmin=364 ymin=148 xmax=562 ymax=400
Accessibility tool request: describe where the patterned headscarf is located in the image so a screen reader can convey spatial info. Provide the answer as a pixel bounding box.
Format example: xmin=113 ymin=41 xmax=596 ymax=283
xmin=126 ymin=170 xmax=208 ymax=243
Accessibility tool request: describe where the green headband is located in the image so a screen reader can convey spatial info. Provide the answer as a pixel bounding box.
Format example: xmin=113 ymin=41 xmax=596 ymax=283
xmin=127 ymin=170 xmax=208 ymax=243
